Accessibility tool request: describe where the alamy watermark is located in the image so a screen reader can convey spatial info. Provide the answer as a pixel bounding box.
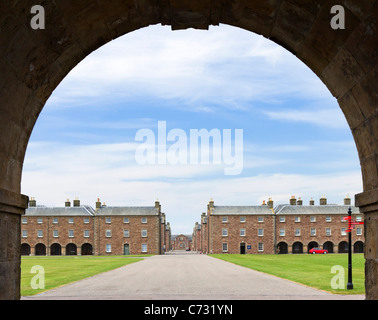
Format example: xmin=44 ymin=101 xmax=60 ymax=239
xmin=135 ymin=121 xmax=244 ymax=175
xmin=330 ymin=265 xmax=345 ymax=290
xmin=30 ymin=4 xmax=346 ymax=31
xmin=30 ymin=265 xmax=45 ymax=290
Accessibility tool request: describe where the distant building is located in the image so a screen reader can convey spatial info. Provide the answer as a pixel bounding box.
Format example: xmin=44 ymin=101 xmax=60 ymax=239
xmin=21 ymin=198 xmax=171 ymax=256
xmin=193 ymin=196 xmax=364 ymax=254
xmin=171 ymin=234 xmax=192 ymax=251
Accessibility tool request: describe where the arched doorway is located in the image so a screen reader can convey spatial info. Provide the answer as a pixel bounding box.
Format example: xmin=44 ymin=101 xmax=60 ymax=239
xmin=323 ymin=241 xmax=334 ymax=253
xmin=277 ymin=242 xmax=288 ymax=254
xmin=66 ymin=243 xmax=77 ymax=256
xmin=1 ymin=1 xmax=378 ymax=299
xmin=308 ymin=242 xmax=318 ymax=253
xmin=20 ymin=244 xmax=31 ymax=256
xmin=50 ymin=243 xmax=62 ymax=256
xmin=292 ymin=242 xmax=303 ymax=254
xmin=354 ymin=241 xmax=364 ymax=254
xmin=35 ymin=243 xmax=46 ymax=256
xmin=338 ymin=241 xmax=349 ymax=254
xmin=81 ymin=243 xmax=93 ymax=256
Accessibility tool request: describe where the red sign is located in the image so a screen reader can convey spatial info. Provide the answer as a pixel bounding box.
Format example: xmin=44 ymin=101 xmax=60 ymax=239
xmin=343 ymin=216 xmax=364 ymax=233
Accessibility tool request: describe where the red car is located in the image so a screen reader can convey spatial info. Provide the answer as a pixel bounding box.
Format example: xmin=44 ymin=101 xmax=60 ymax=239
xmin=309 ymin=247 xmax=328 ymax=254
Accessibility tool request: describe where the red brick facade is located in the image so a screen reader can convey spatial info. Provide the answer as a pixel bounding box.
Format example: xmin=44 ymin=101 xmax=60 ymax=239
xmin=193 ymin=197 xmax=365 ymax=255
xmin=21 ymin=199 xmax=171 ymax=256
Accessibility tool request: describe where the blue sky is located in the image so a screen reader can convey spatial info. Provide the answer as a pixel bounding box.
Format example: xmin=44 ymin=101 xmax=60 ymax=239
xmin=21 ymin=24 xmax=362 ymax=234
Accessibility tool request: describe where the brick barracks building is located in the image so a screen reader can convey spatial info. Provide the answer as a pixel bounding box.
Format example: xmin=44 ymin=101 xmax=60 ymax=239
xmin=192 ymin=196 xmax=364 ymax=255
xmin=21 ymin=198 xmax=171 ymax=256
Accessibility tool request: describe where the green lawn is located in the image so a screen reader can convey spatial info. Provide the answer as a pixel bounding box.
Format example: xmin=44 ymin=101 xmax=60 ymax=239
xmin=21 ymin=255 xmax=145 ymax=296
xmin=211 ymin=253 xmax=365 ymax=295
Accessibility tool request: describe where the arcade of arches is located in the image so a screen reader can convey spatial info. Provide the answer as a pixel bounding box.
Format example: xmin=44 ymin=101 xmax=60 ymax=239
xmin=0 ymin=1 xmax=377 ymax=299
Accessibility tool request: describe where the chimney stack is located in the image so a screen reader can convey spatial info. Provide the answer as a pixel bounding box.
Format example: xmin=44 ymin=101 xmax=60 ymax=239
xmin=209 ymin=198 xmax=214 ymax=209
xmin=29 ymin=197 xmax=36 ymax=207
xmin=309 ymin=198 xmax=315 ymax=205
xmin=344 ymin=195 xmax=351 ymax=206
xmin=73 ymin=197 xmax=80 ymax=207
xmin=320 ymin=195 xmax=327 ymax=205
xmin=65 ymin=199 xmax=71 ymax=207
xmin=297 ymin=197 xmax=303 ymax=206
xmin=290 ymin=196 xmax=297 ymax=206
xmin=267 ymin=198 xmax=274 ymax=209
xmin=96 ymin=198 xmax=101 ymax=209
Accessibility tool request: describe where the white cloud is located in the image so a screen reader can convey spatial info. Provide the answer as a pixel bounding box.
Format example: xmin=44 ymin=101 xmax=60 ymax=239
xmin=262 ymin=107 xmax=348 ymax=129
xmin=48 ymin=24 xmax=332 ymax=111
xmin=22 ymin=140 xmax=362 ymax=234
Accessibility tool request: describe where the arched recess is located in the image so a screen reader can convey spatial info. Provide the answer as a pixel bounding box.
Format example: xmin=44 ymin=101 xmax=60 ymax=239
xmin=0 ymin=1 xmax=377 ymax=299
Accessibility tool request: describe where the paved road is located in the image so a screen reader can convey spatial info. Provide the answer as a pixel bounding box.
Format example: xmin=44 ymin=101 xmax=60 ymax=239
xmin=23 ymin=252 xmax=364 ymax=300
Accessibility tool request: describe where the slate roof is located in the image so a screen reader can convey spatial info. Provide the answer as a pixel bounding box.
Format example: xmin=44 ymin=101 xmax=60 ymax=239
xmin=96 ymin=206 xmax=158 ymax=216
xmin=274 ymin=205 xmax=360 ymax=215
xmin=25 ymin=206 xmax=96 ymax=216
xmin=212 ymin=205 xmax=273 ymax=215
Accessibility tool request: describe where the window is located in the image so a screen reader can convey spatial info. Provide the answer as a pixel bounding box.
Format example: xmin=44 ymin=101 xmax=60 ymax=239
xmin=222 ymin=228 xmax=228 ymax=237
xmin=258 ymin=216 xmax=264 ymax=223
xmin=279 ymin=217 xmax=285 ymax=223
xmin=141 ymin=230 xmax=147 ymax=237
xmin=258 ymin=228 xmax=264 ymax=236
xmin=356 ymin=228 xmax=362 ymax=235
xmin=68 ymin=230 xmax=74 ymax=238
xmin=105 ymin=230 xmax=112 ymax=237
xmin=68 ymin=218 xmax=74 ymax=224
xmin=311 ymin=228 xmax=316 ymax=236
xmin=141 ymin=217 xmax=147 ymax=224
xmin=310 ymin=216 xmax=316 ymax=222
xmin=106 ymin=244 xmax=112 ymax=253
xmin=356 ymin=216 xmax=362 ymax=222
xmin=53 ymin=230 xmax=58 ymax=238
xmin=106 ymin=217 xmax=111 ymax=224
xmin=326 ymin=228 xmax=332 ymax=236
xmin=142 ymin=244 xmax=147 ymax=253
xmin=240 ymin=217 xmax=246 ymax=223
xmin=22 ymin=217 xmax=27 ymax=224
xmin=84 ymin=230 xmax=90 ymax=237
xmin=124 ymin=229 xmax=130 ymax=237
xmin=84 ymin=218 xmax=89 ymax=224
xmin=341 ymin=228 xmax=347 ymax=236
xmin=222 ymin=243 xmax=228 ymax=252
xmin=124 ymin=217 xmax=129 ymax=224
xmin=37 ymin=230 xmax=43 ymax=238
xmin=240 ymin=228 xmax=246 ymax=236
xmin=326 ymin=216 xmax=332 ymax=222
xmin=258 ymin=243 xmax=264 ymax=252
xmin=222 ymin=216 xmax=228 ymax=223
xmin=295 ymin=216 xmax=300 ymax=223
xmin=37 ymin=218 xmax=43 ymax=224
xmin=22 ymin=230 xmax=27 ymax=238
xmin=53 ymin=218 xmax=58 ymax=224
xmin=295 ymin=228 xmax=301 ymax=236
xmin=280 ymin=229 xmax=285 ymax=236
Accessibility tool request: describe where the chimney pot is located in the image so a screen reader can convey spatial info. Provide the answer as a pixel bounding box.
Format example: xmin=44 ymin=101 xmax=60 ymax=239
xmin=344 ymin=195 xmax=351 ymax=206
xmin=65 ymin=199 xmax=71 ymax=207
xmin=29 ymin=197 xmax=36 ymax=207
xmin=73 ymin=197 xmax=80 ymax=207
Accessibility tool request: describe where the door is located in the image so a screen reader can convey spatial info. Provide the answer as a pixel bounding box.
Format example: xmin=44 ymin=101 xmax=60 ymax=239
xmin=124 ymin=243 xmax=130 ymax=255
xmin=240 ymin=243 xmax=246 ymax=254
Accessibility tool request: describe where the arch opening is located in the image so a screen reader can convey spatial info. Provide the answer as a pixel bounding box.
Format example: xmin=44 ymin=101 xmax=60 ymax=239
xmin=0 ymin=1 xmax=377 ymax=299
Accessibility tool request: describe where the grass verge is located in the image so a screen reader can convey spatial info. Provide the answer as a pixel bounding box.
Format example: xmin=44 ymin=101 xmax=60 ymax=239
xmin=210 ymin=253 xmax=365 ymax=295
xmin=21 ymin=255 xmax=145 ymax=296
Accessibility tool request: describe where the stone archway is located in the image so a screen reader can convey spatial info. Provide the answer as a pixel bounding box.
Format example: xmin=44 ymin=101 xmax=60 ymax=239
xmin=0 ymin=1 xmax=377 ymax=299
